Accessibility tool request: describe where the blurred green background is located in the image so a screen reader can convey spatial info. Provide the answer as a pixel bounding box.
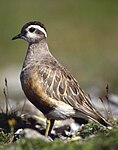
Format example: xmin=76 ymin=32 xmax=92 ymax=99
xmin=0 ymin=0 xmax=118 ymax=99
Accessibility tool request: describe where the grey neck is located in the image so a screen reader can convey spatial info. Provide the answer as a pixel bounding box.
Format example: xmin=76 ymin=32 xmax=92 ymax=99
xmin=22 ymin=38 xmax=51 ymax=68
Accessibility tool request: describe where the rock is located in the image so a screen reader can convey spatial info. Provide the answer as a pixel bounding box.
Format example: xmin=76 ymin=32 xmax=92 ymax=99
xmin=15 ymin=128 xmax=50 ymax=141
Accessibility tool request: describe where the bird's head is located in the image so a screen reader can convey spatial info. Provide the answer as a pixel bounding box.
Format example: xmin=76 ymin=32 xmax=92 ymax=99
xmin=12 ymin=21 xmax=47 ymax=43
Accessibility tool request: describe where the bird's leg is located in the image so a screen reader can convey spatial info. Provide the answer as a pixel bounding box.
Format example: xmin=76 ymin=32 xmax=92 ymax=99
xmin=45 ymin=119 xmax=55 ymax=136
xmin=48 ymin=119 xmax=55 ymax=135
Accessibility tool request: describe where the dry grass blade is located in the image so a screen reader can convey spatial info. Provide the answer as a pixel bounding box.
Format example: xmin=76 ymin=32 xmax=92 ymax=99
xmin=105 ymin=85 xmax=113 ymax=119
xmin=20 ymin=98 xmax=27 ymax=116
xmin=3 ymin=78 xmax=11 ymax=114
xmin=99 ymin=84 xmax=113 ymax=120
xmin=99 ymin=96 xmax=108 ymax=118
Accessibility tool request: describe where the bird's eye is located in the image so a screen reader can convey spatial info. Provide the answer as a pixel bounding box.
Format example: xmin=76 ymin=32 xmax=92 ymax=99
xmin=29 ymin=27 xmax=35 ymax=33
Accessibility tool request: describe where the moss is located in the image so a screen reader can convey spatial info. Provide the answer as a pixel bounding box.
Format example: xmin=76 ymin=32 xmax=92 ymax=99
xmin=0 ymin=123 xmax=117 ymax=150
xmin=0 ymin=130 xmax=13 ymax=145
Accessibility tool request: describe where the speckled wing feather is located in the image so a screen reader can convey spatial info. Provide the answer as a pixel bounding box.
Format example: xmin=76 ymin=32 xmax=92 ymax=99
xmin=37 ymin=60 xmax=105 ymax=121
xmin=36 ymin=56 xmax=112 ymax=127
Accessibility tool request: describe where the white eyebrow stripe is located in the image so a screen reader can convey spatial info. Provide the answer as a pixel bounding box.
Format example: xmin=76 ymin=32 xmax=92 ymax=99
xmin=28 ymin=25 xmax=47 ymax=37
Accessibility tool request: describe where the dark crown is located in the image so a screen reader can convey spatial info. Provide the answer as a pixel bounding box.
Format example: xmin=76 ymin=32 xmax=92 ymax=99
xmin=21 ymin=21 xmax=47 ymax=33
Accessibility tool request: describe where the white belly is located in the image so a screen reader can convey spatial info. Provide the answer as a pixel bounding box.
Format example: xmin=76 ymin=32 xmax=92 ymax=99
xmin=45 ymin=106 xmax=76 ymax=120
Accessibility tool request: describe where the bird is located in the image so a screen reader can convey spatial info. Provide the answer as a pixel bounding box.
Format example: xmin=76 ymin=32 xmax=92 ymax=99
xmin=12 ymin=21 xmax=112 ymax=136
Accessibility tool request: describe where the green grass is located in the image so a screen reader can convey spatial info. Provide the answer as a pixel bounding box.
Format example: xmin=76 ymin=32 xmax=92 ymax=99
xmin=0 ymin=126 xmax=118 ymax=150
xmin=0 ymin=106 xmax=117 ymax=150
xmin=0 ymin=99 xmax=117 ymax=150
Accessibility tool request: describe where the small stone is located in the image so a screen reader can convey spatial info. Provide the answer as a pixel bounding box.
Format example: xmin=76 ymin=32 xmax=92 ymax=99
xmin=16 ymin=128 xmax=50 ymax=141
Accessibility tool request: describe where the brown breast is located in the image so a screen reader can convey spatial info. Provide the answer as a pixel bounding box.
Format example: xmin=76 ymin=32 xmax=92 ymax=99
xmin=20 ymin=66 xmax=60 ymax=114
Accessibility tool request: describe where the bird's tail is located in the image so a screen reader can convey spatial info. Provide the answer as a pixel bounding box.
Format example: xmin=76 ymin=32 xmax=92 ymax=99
xmin=87 ymin=111 xmax=112 ymax=128
xmin=74 ymin=88 xmax=113 ymax=128
xmin=75 ymin=103 xmax=112 ymax=128
xmin=75 ymin=109 xmax=112 ymax=128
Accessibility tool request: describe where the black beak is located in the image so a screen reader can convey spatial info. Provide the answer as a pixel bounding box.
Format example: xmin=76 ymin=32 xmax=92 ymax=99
xmin=12 ymin=33 xmax=23 ymax=40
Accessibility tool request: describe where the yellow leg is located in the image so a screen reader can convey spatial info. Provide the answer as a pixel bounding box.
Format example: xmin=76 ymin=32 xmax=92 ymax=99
xmin=45 ymin=119 xmax=55 ymax=136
